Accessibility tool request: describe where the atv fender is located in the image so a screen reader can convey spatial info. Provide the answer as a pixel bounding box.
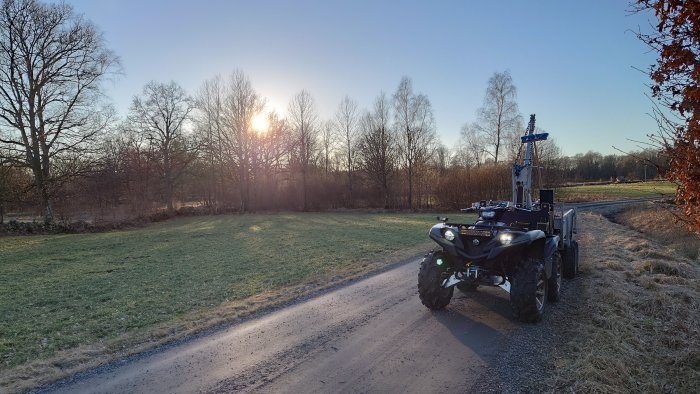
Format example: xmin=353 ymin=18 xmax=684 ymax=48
xmin=523 ymin=233 xmax=553 ymax=279
xmin=428 ymin=223 xmax=460 ymax=259
xmin=487 ymin=229 xmax=545 ymax=261
xmin=544 ymin=236 xmax=560 ymax=259
xmin=543 ymin=235 xmax=561 ymax=278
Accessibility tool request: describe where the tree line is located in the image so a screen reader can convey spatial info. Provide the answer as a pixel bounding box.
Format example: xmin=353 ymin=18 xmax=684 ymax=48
xmin=0 ymin=0 xmax=665 ymax=224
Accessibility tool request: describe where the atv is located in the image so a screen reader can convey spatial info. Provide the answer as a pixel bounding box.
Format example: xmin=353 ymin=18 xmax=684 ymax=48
xmin=417 ymin=115 xmax=579 ymax=323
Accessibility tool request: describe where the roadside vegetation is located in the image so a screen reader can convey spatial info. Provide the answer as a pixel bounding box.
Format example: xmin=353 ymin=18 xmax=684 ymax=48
xmin=0 ymin=212 xmax=472 ymax=391
xmin=555 ymin=180 xmax=675 ymax=202
xmin=546 ymin=207 xmax=699 ymax=392
xmin=611 ymin=202 xmax=700 ymax=260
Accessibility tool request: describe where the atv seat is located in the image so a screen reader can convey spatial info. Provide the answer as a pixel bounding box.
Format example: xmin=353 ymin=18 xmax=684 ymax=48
xmin=501 ymin=208 xmax=550 ymax=231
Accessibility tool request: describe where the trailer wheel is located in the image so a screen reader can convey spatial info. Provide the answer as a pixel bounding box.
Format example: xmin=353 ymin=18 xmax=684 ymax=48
xmin=418 ymin=252 xmax=453 ymax=310
xmin=547 ymin=252 xmax=562 ymax=302
xmin=510 ymin=258 xmax=547 ymax=323
xmin=563 ymin=240 xmax=579 ymax=279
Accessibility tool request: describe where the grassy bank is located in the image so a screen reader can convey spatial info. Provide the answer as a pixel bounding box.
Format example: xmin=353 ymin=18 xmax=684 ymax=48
xmin=0 ymin=212 xmax=473 ymax=390
xmin=611 ymin=202 xmax=700 ymax=261
xmin=555 ymin=181 xmax=676 ymax=202
xmin=546 ymin=210 xmax=700 ymax=392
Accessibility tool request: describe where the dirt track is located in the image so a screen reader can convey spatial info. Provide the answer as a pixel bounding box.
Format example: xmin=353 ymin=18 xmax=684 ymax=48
xmin=43 ymin=257 xmax=526 ymax=393
xmin=39 ymin=201 xmax=678 ymax=393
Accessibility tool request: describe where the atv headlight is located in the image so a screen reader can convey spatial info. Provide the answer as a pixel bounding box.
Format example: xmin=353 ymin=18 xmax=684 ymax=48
xmin=444 ymin=229 xmax=456 ymax=241
xmin=499 ymin=233 xmax=513 ymax=245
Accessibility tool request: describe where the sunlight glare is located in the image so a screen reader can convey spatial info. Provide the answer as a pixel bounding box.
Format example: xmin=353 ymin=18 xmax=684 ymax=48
xmin=252 ymin=113 xmax=269 ymax=132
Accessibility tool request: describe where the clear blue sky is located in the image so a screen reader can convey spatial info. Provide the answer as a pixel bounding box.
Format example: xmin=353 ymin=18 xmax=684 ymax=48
xmin=67 ymin=0 xmax=657 ymax=156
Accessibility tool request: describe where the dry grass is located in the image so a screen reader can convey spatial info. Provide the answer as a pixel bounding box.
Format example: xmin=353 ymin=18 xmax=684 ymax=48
xmin=612 ymin=202 xmax=700 ymax=261
xmin=545 ymin=211 xmax=700 ymax=392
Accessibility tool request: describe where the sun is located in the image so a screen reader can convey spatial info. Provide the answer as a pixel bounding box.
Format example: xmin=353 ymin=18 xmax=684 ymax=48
xmin=252 ymin=113 xmax=269 ymax=132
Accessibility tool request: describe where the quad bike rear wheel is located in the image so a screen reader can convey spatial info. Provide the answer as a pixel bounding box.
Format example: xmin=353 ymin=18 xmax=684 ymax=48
xmin=418 ymin=252 xmax=453 ymax=310
xmin=547 ymin=252 xmax=562 ymax=302
xmin=563 ymin=240 xmax=579 ymax=279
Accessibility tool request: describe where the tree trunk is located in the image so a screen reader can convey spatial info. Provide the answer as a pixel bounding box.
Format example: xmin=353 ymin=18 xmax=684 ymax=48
xmin=382 ymin=183 xmax=389 ymax=209
xmin=39 ymin=178 xmax=53 ymax=223
xmin=347 ymin=170 xmax=353 ymax=207
xmin=407 ymin=163 xmax=413 ymax=209
xmin=164 ymin=151 xmax=174 ymax=212
xmin=166 ymin=180 xmax=174 ymax=212
xmin=28 ymin=152 xmax=53 ymax=223
xmin=239 ymin=160 xmax=247 ymax=212
xmin=301 ymin=166 xmax=308 ymax=211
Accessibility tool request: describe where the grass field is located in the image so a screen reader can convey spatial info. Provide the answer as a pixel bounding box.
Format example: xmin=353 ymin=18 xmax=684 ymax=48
xmin=0 ymin=212 xmax=475 ymax=382
xmin=555 ymin=181 xmax=676 ymax=202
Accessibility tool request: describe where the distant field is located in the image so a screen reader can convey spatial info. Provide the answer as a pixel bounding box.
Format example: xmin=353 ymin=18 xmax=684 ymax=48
xmin=555 ymin=181 xmax=676 ymax=202
xmin=0 ymin=212 xmax=474 ymax=382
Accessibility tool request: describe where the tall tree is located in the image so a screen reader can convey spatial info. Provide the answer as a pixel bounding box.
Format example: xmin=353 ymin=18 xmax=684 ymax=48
xmin=357 ymin=92 xmax=396 ymax=208
xmin=287 ymin=90 xmax=318 ymax=211
xmin=319 ymin=119 xmax=336 ymax=174
xmin=476 ymin=71 xmax=522 ymax=164
xmin=128 ymin=81 xmax=194 ymax=212
xmin=393 ymin=77 xmax=435 ymax=209
xmin=334 ymin=95 xmax=358 ymax=205
xmin=222 ymin=70 xmax=265 ymax=212
xmin=194 ymin=75 xmax=226 ymax=206
xmin=634 ymin=0 xmax=700 ymax=232
xmin=457 ymin=122 xmax=487 ymax=167
xmin=0 ymin=0 xmax=119 ymax=221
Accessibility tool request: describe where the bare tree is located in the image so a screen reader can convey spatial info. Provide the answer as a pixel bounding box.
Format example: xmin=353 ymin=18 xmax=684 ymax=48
xmin=194 ymin=75 xmax=226 ymax=207
xmin=259 ymin=111 xmax=293 ymax=173
xmin=475 ymin=71 xmax=522 ymax=164
xmin=357 ymin=92 xmax=396 ymax=208
xmin=334 ymin=95 xmax=358 ymax=205
xmin=456 ymin=122 xmax=487 ymax=167
xmin=287 ymin=90 xmax=318 ymax=211
xmin=222 ymin=70 xmax=265 ymax=212
xmin=502 ymin=124 xmax=526 ymax=163
xmin=535 ymin=136 xmax=562 ymax=185
xmin=393 ymin=77 xmax=436 ymax=209
xmin=253 ymin=110 xmax=293 ymax=207
xmin=0 ymin=0 xmax=119 ymax=221
xmin=319 ymin=119 xmax=336 ymax=174
xmin=432 ymin=143 xmax=449 ymax=175
xmin=128 ymin=81 xmax=194 ymax=212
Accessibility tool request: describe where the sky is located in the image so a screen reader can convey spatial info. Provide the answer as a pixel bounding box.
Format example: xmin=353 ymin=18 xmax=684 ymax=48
xmin=66 ymin=0 xmax=659 ymax=157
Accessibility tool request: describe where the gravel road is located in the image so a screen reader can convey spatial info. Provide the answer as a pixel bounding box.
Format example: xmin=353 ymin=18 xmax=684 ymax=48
xmin=39 ymin=202 xmax=640 ymax=394
xmin=44 ymin=259 xmax=525 ymax=393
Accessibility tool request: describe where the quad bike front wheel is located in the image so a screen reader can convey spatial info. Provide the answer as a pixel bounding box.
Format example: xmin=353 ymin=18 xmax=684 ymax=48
xmin=510 ymin=258 xmax=547 ymax=323
xmin=418 ymin=252 xmax=454 ymax=310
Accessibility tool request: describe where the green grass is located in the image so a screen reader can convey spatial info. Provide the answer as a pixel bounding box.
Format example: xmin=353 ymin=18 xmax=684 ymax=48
xmin=555 ymin=181 xmax=676 ymax=202
xmin=0 ymin=212 xmax=474 ymax=372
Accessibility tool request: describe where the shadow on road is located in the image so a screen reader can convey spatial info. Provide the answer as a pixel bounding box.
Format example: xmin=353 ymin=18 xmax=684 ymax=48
xmin=429 ymin=288 xmax=515 ymax=360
